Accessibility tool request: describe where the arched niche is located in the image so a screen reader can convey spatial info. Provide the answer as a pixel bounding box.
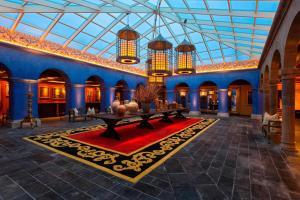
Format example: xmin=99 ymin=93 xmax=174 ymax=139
xmin=199 ymin=81 xmax=218 ymax=114
xmin=0 ymin=63 xmax=11 ymax=118
xmin=115 ymin=80 xmax=129 ymax=103
xmin=85 ymin=76 xmax=104 ymax=113
xmin=175 ymin=82 xmax=190 ymax=108
xmin=228 ymin=79 xmax=252 ymax=116
xmin=38 ymin=69 xmax=70 ymax=118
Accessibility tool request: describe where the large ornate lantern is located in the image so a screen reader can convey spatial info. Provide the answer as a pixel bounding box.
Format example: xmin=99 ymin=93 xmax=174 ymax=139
xmin=175 ymin=39 xmax=196 ymax=74
xmin=116 ymin=25 xmax=140 ymax=64
xmin=147 ymin=34 xmax=172 ymax=77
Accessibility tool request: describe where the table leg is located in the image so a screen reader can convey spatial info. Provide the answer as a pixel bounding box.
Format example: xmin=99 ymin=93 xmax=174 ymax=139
xmin=174 ymin=110 xmax=186 ymax=119
xmin=160 ymin=112 xmax=173 ymax=123
xmin=100 ymin=120 xmax=121 ymax=140
xmin=137 ymin=116 xmax=154 ymax=129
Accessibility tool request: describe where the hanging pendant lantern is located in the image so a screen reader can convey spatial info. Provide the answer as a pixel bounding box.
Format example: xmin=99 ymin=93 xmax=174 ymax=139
xmin=175 ymin=39 xmax=196 ymax=75
xmin=116 ymin=25 xmax=140 ymax=64
xmin=147 ymin=34 xmax=172 ymax=77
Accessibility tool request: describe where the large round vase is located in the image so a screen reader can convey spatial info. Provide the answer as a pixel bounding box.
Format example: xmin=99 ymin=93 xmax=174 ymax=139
xmin=117 ymin=105 xmax=126 ymax=117
xmin=112 ymin=100 xmax=120 ymax=114
xmin=142 ymin=103 xmax=151 ymax=113
xmin=127 ymin=100 xmax=139 ymax=114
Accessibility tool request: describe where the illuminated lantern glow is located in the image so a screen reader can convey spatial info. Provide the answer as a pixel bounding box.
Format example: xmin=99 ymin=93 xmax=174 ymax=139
xmin=147 ymin=34 xmax=172 ymax=77
xmin=116 ymin=25 xmax=140 ymax=64
xmin=148 ymin=74 xmax=164 ymax=86
xmin=175 ymin=39 xmax=196 ymax=75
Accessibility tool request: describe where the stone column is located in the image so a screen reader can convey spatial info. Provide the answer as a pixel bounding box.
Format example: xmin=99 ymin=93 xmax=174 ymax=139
xmin=10 ymin=78 xmax=41 ymax=128
xmin=217 ymin=88 xmax=229 ymax=117
xmin=263 ymin=83 xmax=270 ymax=114
xmin=103 ymin=87 xmax=115 ymax=111
xmin=189 ymin=89 xmax=200 ymax=115
xmin=68 ymin=84 xmax=85 ymax=111
xmin=251 ymin=88 xmax=263 ymax=119
xmin=130 ymin=89 xmax=135 ymax=100
xmin=269 ymin=79 xmax=278 ymax=115
xmin=281 ymin=68 xmax=296 ymax=151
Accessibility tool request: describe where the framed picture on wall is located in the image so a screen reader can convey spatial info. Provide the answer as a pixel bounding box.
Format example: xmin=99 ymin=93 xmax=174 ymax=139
xmin=53 ymin=88 xmax=66 ymax=99
xmin=39 ymin=87 xmax=50 ymax=99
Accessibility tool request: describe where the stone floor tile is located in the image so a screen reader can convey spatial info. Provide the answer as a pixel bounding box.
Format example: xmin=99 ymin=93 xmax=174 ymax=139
xmin=196 ymin=184 xmax=227 ymax=200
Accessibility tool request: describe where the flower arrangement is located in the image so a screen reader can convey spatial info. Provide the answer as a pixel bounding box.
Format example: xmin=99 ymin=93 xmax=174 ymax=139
xmin=134 ymin=84 xmax=160 ymax=103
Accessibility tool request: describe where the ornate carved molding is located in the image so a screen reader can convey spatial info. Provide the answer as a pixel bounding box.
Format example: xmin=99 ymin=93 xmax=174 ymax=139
xmin=195 ymin=60 xmax=258 ymax=73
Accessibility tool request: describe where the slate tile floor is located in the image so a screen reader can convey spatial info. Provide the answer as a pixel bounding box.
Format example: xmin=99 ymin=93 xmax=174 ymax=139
xmin=0 ymin=116 xmax=299 ymax=200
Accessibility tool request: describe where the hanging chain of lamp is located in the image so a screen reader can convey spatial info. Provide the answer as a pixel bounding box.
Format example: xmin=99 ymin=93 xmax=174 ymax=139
xmin=147 ymin=1 xmax=172 ymax=77
xmin=116 ymin=13 xmax=140 ymax=64
xmin=175 ymin=20 xmax=196 ymax=75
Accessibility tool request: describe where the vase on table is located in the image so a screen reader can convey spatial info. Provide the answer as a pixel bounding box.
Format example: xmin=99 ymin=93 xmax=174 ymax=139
xmin=117 ymin=104 xmax=126 ymax=117
xmin=127 ymin=100 xmax=139 ymax=114
xmin=142 ymin=102 xmax=151 ymax=113
xmin=111 ymin=100 xmax=120 ymax=114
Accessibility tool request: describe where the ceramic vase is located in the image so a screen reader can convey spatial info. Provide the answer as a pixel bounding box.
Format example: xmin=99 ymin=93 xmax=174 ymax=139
xmin=111 ymin=100 xmax=120 ymax=114
xmin=117 ymin=104 xmax=126 ymax=117
xmin=127 ymin=100 xmax=139 ymax=114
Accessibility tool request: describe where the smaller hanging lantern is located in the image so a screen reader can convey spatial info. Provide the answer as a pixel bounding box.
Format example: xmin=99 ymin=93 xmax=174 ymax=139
xmin=116 ymin=25 xmax=140 ymax=64
xmin=175 ymin=39 xmax=196 ymax=74
xmin=147 ymin=34 xmax=172 ymax=77
xmin=148 ymin=75 xmax=164 ymax=86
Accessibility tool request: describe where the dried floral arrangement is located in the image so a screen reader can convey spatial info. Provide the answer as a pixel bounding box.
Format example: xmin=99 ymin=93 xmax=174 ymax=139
xmin=134 ymin=84 xmax=161 ymax=103
xmin=0 ymin=27 xmax=146 ymax=76
xmin=195 ymin=59 xmax=258 ymax=73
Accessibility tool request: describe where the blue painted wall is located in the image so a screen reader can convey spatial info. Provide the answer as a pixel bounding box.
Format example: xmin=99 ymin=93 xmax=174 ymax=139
xmin=0 ymin=43 xmax=147 ymax=120
xmin=0 ymin=43 xmax=262 ymax=121
xmin=166 ymin=69 xmax=263 ymax=116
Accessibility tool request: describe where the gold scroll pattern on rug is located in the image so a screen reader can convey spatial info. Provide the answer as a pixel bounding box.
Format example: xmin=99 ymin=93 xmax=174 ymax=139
xmin=113 ymin=119 xmax=214 ymax=172
xmin=28 ymin=119 xmax=215 ymax=173
xmin=30 ymin=126 xmax=119 ymax=165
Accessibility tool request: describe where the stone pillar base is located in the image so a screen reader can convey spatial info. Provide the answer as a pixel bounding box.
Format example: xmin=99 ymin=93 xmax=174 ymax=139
xmin=251 ymin=114 xmax=262 ymax=120
xmin=217 ymin=112 xmax=229 ymax=117
xmin=189 ymin=111 xmax=201 ymax=116
xmin=280 ymin=143 xmax=298 ymax=152
xmin=10 ymin=118 xmax=41 ymax=129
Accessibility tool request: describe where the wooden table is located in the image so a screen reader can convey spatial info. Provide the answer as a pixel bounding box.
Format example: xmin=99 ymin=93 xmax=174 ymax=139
xmin=91 ymin=108 xmax=188 ymax=140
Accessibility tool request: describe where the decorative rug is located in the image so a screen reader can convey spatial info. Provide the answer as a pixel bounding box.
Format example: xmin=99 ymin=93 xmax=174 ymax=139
xmin=24 ymin=118 xmax=218 ymax=183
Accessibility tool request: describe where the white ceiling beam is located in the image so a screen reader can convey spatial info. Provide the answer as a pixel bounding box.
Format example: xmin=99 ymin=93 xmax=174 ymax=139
xmin=24 ymin=0 xmax=65 ymax=11
xmin=10 ymin=12 xmax=24 ymax=32
xmin=40 ymin=13 xmax=63 ymax=41
xmin=0 ymin=2 xmax=275 ymax=19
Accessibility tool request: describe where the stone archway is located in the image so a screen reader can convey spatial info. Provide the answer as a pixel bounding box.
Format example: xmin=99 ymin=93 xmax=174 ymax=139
xmin=269 ymin=50 xmax=282 ymax=115
xmin=281 ymin=11 xmax=300 ymax=151
xmin=38 ymin=69 xmax=70 ymax=118
xmin=263 ymin=66 xmax=270 ymax=114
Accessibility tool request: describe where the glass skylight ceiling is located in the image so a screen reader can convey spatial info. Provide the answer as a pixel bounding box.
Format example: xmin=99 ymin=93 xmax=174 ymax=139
xmin=0 ymin=0 xmax=279 ymax=70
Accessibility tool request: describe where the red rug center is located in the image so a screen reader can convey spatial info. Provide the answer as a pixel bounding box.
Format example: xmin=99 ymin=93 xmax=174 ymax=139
xmin=66 ymin=117 xmax=202 ymax=155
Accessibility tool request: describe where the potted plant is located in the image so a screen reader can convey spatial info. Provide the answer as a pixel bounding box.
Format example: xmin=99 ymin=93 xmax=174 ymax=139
xmin=134 ymin=84 xmax=160 ymax=113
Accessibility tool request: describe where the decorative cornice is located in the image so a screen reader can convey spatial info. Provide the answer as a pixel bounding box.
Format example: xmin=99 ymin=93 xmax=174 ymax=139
xmin=0 ymin=26 xmax=147 ymax=77
xmin=195 ymin=60 xmax=258 ymax=73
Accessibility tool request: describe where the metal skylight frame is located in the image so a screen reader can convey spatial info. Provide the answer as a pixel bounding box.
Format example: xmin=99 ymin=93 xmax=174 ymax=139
xmin=0 ymin=0 xmax=279 ymax=68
